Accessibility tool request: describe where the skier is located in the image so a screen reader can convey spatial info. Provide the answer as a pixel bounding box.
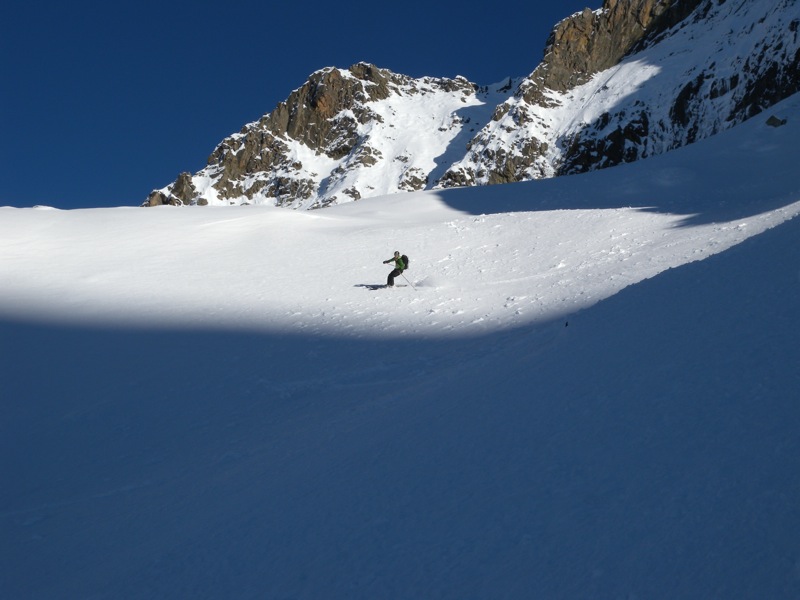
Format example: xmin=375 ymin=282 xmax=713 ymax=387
xmin=382 ymin=251 xmax=406 ymax=287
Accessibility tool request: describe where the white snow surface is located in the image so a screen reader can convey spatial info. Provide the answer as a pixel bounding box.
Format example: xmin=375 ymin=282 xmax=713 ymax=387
xmin=2 ymin=94 xmax=800 ymax=598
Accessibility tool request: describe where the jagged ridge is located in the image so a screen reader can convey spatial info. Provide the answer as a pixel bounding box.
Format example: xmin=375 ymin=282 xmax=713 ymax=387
xmin=442 ymin=0 xmax=800 ymax=185
xmin=147 ymin=65 xmax=515 ymax=208
xmin=146 ymin=0 xmax=800 ymax=208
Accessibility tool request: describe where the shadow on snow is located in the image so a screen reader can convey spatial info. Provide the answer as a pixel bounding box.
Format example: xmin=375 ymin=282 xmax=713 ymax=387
xmin=431 ymin=121 xmax=798 ymax=226
xmin=2 ymin=218 xmax=799 ymax=599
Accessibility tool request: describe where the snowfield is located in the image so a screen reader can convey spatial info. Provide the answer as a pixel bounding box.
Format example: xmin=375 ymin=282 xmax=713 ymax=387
xmin=2 ymin=94 xmax=800 ymax=598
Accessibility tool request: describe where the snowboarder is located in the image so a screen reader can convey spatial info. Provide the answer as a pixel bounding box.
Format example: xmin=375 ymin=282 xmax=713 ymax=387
xmin=382 ymin=251 xmax=406 ymax=287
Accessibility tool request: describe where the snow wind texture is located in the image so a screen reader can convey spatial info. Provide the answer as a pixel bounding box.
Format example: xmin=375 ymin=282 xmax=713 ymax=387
xmin=1 ymin=94 xmax=800 ymax=598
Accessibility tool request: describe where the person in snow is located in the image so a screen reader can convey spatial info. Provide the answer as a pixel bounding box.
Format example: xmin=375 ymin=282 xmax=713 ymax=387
xmin=382 ymin=251 xmax=406 ymax=287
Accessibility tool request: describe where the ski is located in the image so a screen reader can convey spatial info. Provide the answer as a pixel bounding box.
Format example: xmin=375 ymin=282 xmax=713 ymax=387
xmin=358 ymin=284 xmax=407 ymax=290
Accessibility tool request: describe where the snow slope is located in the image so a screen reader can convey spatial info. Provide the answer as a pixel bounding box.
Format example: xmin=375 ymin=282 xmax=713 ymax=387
xmin=1 ymin=94 xmax=800 ymax=598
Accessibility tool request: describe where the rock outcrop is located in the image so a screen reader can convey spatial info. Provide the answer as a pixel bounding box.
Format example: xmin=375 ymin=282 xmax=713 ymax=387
xmin=440 ymin=0 xmax=800 ymax=187
xmin=531 ymin=0 xmax=704 ymax=95
xmin=556 ymin=0 xmax=800 ymax=175
xmin=147 ymin=64 xmax=486 ymax=208
xmin=438 ymin=0 xmax=707 ymax=187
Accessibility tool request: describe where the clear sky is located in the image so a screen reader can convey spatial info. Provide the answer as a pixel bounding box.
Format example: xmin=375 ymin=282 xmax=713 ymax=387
xmin=1 ymin=0 xmax=594 ymax=209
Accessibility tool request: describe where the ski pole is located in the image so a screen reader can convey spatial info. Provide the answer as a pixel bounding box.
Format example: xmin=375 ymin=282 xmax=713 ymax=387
xmin=401 ymin=272 xmax=417 ymax=291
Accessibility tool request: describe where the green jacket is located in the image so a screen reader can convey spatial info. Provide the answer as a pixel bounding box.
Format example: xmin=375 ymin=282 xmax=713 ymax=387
xmin=386 ymin=256 xmax=405 ymax=270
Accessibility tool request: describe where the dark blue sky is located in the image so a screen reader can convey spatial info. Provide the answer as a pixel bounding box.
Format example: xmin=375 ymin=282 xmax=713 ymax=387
xmin=2 ymin=1 xmax=593 ymax=209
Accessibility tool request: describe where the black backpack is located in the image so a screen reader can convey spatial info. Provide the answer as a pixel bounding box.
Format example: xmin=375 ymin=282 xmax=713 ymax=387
xmin=401 ymin=254 xmax=409 ymax=270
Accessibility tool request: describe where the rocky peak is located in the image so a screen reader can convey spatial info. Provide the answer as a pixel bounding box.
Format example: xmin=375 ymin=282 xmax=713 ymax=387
xmin=147 ymin=63 xmax=488 ymax=207
xmin=259 ymin=63 xmax=394 ymax=154
xmin=148 ymin=64 xmax=400 ymax=207
xmin=530 ymin=0 xmax=704 ymax=96
xmin=438 ymin=0 xmax=701 ymax=189
xmin=557 ymin=0 xmax=800 ymax=175
xmin=439 ymin=0 xmax=799 ymax=188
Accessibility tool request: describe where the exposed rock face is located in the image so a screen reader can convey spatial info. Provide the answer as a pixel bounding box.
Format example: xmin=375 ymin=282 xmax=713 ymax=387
xmin=262 ymin=63 xmax=392 ymax=153
xmin=216 ymin=63 xmax=398 ymax=192
xmin=532 ymin=0 xmax=704 ymax=95
xmin=440 ymin=0 xmax=800 ymax=187
xmin=556 ymin=0 xmax=800 ymax=176
xmin=146 ymin=0 xmax=800 ymax=208
xmin=766 ymin=115 xmax=788 ymax=128
xmin=439 ymin=0 xmax=705 ymax=187
xmin=161 ymin=65 xmax=399 ymax=207
xmin=150 ymin=63 xmax=486 ymax=208
xmin=145 ymin=172 xmax=195 ymax=206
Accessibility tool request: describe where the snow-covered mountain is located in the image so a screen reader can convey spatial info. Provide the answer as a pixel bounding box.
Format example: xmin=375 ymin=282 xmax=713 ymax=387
xmin=148 ymin=66 xmax=520 ymax=208
xmin=3 ymin=88 xmax=800 ymax=598
xmin=147 ymin=0 xmax=800 ymax=208
xmin=447 ymin=0 xmax=800 ymax=185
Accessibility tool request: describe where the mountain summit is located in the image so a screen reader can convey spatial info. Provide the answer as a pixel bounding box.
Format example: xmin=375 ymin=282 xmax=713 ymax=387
xmin=146 ymin=0 xmax=800 ymax=208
